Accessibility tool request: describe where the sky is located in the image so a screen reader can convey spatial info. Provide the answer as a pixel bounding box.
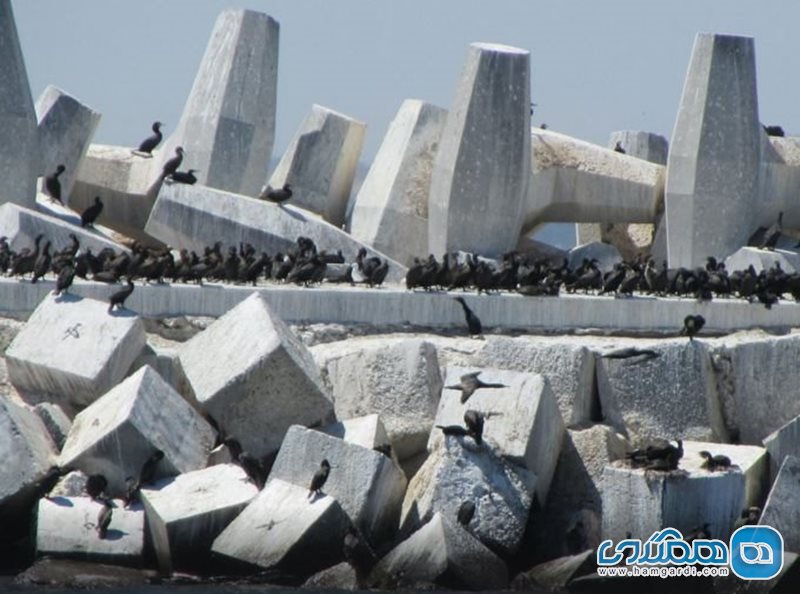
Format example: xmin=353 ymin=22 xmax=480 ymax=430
xmin=14 ymin=0 xmax=800 ymax=167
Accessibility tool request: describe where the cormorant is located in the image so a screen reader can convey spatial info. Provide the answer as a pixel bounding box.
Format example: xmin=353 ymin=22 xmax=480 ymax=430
xmin=168 ymin=169 xmax=198 ymax=185
xmin=80 ymin=196 xmax=104 ymax=228
xmin=626 ymin=439 xmax=683 ymax=471
xmin=759 ymin=211 xmax=783 ymax=250
xmin=96 ymin=498 xmax=114 ymax=539
xmin=699 ymin=450 xmax=732 ymax=471
xmin=160 ymin=146 xmax=185 ymax=180
xmin=682 ymin=314 xmax=705 ymax=341
xmin=457 ymin=500 xmax=476 ymax=527
xmin=44 ymin=164 xmax=66 ymax=204
xmin=368 ymin=259 xmax=389 ymax=287
xmin=446 ymin=371 xmax=506 ymax=404
xmin=259 ymin=183 xmax=293 ymax=205
xmin=54 ymin=264 xmax=75 ymax=296
xmin=309 ymin=459 xmax=331 ymax=498
xmin=139 ymin=449 xmax=164 ymax=486
xmin=733 ymin=506 xmax=761 ymax=530
xmin=37 ymin=466 xmax=64 ymax=499
xmin=463 ymin=410 xmax=485 ymax=445
xmin=764 ymin=125 xmax=785 ymax=138
xmin=30 ymin=241 xmax=52 ymax=284
xmin=136 ymin=121 xmax=164 ymax=155
xmin=453 ymin=296 xmax=483 ymax=337
xmin=85 ymin=474 xmax=108 ymax=500
xmin=108 ymin=278 xmax=135 ymax=313
xmin=684 ymin=523 xmax=712 ymax=543
xmin=435 ymin=424 xmax=470 ymax=438
xmin=613 ymin=141 xmax=626 ymax=154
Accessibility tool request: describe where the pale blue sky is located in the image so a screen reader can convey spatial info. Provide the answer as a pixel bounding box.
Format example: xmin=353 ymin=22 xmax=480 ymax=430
xmin=14 ymin=1 xmax=800 ymax=165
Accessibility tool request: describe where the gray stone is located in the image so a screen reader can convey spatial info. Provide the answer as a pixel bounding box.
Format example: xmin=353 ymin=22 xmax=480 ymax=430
xmin=682 ymin=440 xmax=768 ymax=508
xmin=36 ymin=497 xmax=144 ymax=565
xmin=161 ymin=9 xmax=279 ymax=197
xmin=268 ymin=104 xmax=366 ymax=226
xmin=211 ymin=477 xmax=351 ymax=576
xmin=724 ymin=246 xmax=800 ymax=274
xmin=759 ymin=455 xmax=800 ymax=553
xmin=35 ymin=85 xmax=101 ymax=204
xmin=428 ymin=43 xmax=530 ymax=257
xmin=59 ymin=365 xmax=216 ymax=495
xmin=270 ymin=425 xmax=407 ymax=545
xmin=764 ymin=414 xmax=800 ymax=483
xmin=0 ymin=0 xmax=40 ymax=209
xmin=402 ymin=435 xmax=534 ymax=556
xmin=5 ymin=294 xmax=146 ymax=414
xmin=430 ymin=366 xmax=564 ymax=503
xmin=145 ymin=182 xmax=407 ymax=283
xmin=349 ymin=99 xmax=447 ymax=266
xmin=567 ymin=241 xmax=623 ymax=274
xmin=140 ymin=463 xmax=258 ymax=573
xmin=179 ymin=293 xmax=334 ymax=458
xmin=512 ymin=549 xmax=596 ymax=590
xmin=369 ymin=512 xmax=508 ymax=591
xmin=665 ymin=34 xmax=761 ymax=268
xmin=312 ymin=337 xmax=442 ymax=460
xmin=33 ymin=402 xmax=71 ymax=450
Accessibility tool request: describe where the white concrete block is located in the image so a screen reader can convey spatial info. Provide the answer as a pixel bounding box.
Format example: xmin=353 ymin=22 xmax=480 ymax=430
xmin=34 ymin=402 xmax=71 ymax=450
xmin=140 ymin=463 xmax=258 ymax=572
xmin=211 ymin=477 xmax=351 ymax=576
xmin=269 ymin=104 xmax=366 ymax=226
xmin=724 ymin=246 xmax=800 ymax=274
xmin=402 ymin=435 xmax=534 ymax=556
xmin=128 ymin=343 xmax=195 ymax=405
xmin=320 ymin=414 xmax=400 ymax=467
xmin=759 ymin=456 xmax=800 ymax=553
xmin=349 ymin=99 xmax=447 ymax=266
xmin=179 ymin=293 xmax=334 ymax=458
xmin=665 ymin=34 xmax=761 ymax=268
xmin=430 ymin=366 xmax=564 ymax=503
xmin=36 ymin=497 xmax=143 ymax=564
xmin=59 ymin=365 xmax=216 ymax=495
xmin=312 ymin=337 xmax=442 ymax=460
xmin=764 ymin=414 xmax=800 ymax=483
xmin=5 ymin=294 xmax=146 ymax=413
xmin=270 ymin=425 xmax=407 ymax=544
xmin=428 ymin=42 xmax=531 ymax=257
xmin=35 ymin=85 xmax=101 ymax=204
xmin=369 ymin=512 xmax=508 ymax=590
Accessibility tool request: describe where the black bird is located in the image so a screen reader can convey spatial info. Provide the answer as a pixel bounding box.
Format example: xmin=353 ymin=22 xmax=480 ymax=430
xmin=136 ymin=121 xmax=164 ymax=155
xmin=682 ymin=314 xmax=705 ymax=341
xmin=30 ymin=241 xmax=52 ymax=284
xmin=44 ymin=164 xmax=66 ymax=204
xmin=168 ymin=169 xmax=199 ymax=185
xmin=96 ymin=498 xmax=114 ymax=539
xmin=457 ymin=500 xmax=476 ymax=527
xmin=453 ymin=296 xmax=482 ymax=337
xmin=463 ymin=410 xmax=485 ymax=445
xmin=309 ymin=459 xmax=331 ymax=498
xmin=627 ymin=439 xmax=684 ymax=471
xmin=435 ymin=424 xmax=470 ymax=438
xmin=446 ymin=371 xmax=506 ymax=404
xmin=80 ymin=196 xmax=104 ymax=228
xmin=85 ymin=474 xmax=108 ymax=500
xmin=373 ymin=443 xmax=392 ymax=458
xmin=37 ymin=466 xmax=64 ymax=500
xmin=734 ymin=506 xmax=761 ymax=530
xmin=759 ymin=211 xmax=783 ymax=251
xmin=138 ymin=450 xmax=164 ymax=486
xmin=160 ymin=146 xmax=185 ymax=180
xmin=239 ymin=451 xmax=267 ymax=490
xmin=699 ymin=450 xmax=732 ymax=471
xmin=613 ymin=141 xmax=626 ymax=154
xmin=685 ymin=523 xmax=712 ymax=543
xmin=123 ymin=476 xmax=140 ymax=508
xmin=54 ymin=264 xmax=75 ymax=296
xmin=108 ymin=278 xmax=135 ymax=313
xmin=260 ymin=183 xmax=293 ymax=205
xmin=764 ymin=125 xmax=785 ymax=138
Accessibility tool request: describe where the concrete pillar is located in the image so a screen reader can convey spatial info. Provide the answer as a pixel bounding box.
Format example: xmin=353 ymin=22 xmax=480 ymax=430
xmin=428 ymin=42 xmax=531 ymax=257
xmin=665 ymin=34 xmax=761 ymax=268
xmin=349 ymin=100 xmax=447 ymax=266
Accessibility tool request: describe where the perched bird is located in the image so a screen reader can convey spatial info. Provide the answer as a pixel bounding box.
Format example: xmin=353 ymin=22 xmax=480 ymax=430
xmin=463 ymin=410 xmax=485 ymax=445
xmin=627 ymin=439 xmax=683 ymax=471
xmin=759 ymin=211 xmax=784 ymax=251
xmin=613 ymin=141 xmax=626 ymax=154
xmin=682 ymin=314 xmax=706 ymax=342
xmin=44 ymin=164 xmax=66 ymax=204
xmin=457 ymin=500 xmax=476 ymax=527
xmin=108 ymin=278 xmax=135 ymax=313
xmin=259 ymin=183 xmax=293 ymax=205
xmin=699 ymin=450 xmax=732 ymax=472
xmin=446 ymin=371 xmax=506 ymax=404
xmin=453 ymin=296 xmax=483 ymax=337
xmin=54 ymin=264 xmax=75 ymax=296
xmin=96 ymin=498 xmax=114 ymax=539
xmin=435 ymin=424 xmax=470 ymax=438
xmin=168 ymin=169 xmax=199 ymax=185
xmin=238 ymin=451 xmax=267 ymax=490
xmin=684 ymin=523 xmax=712 ymax=543
xmin=80 ymin=196 xmax=104 ymax=228
xmin=37 ymin=466 xmax=64 ymax=500
xmin=136 ymin=121 xmax=164 ymax=155
xmin=123 ymin=476 xmax=140 ymax=508
xmin=138 ymin=450 xmax=164 ymax=486
xmin=734 ymin=506 xmax=761 ymax=530
xmin=160 ymin=146 xmax=185 ymax=180
xmin=309 ymin=459 xmax=331 ymax=498
xmin=85 ymin=474 xmax=108 ymax=500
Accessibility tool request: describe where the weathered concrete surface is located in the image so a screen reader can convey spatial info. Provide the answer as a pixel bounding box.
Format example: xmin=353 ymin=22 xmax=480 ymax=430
xmin=0 ymin=0 xmax=40 ymax=209
xmin=349 ymin=99 xmax=447 ymax=266
xmin=402 ymin=435 xmax=534 ymax=556
xmin=59 ymin=366 xmax=216 ymax=495
xmin=270 ymin=425 xmax=407 ymax=544
xmin=596 ymin=339 xmax=726 ymax=444
xmin=36 ymin=497 xmax=144 ymax=565
xmin=764 ymin=414 xmax=800 ymax=483
xmin=5 ymin=294 xmax=146 ymax=414
xmin=140 ymin=463 xmax=258 ymax=572
xmin=145 ymin=182 xmax=406 ymax=283
xmin=665 ymin=34 xmax=761 ymax=268
xmin=34 ymin=402 xmax=72 ymax=450
xmin=567 ymin=241 xmax=623 ymax=274
xmin=431 ymin=366 xmax=564 ymax=503
xmin=724 ymin=246 xmax=800 ymax=274
xmin=369 ymin=513 xmax=508 ymax=590
xmin=269 ymin=104 xmax=365 ymax=227
xmin=512 ymin=549 xmax=596 ymax=591
xmin=211 ymin=478 xmax=351 ymax=577
xmin=320 ymin=414 xmax=400 ymax=468
xmin=35 ymin=85 xmax=101 ymax=204
xmin=312 ymin=337 xmax=442 ymax=460
xmin=428 ymin=43 xmax=530 ymax=257
xmin=758 ymin=456 xmax=800 ymax=553
xmin=179 ymin=293 xmax=334 ymax=458
xmin=161 ymin=9 xmax=279 ymax=197
xmin=129 ymin=343 xmax=194 ymax=405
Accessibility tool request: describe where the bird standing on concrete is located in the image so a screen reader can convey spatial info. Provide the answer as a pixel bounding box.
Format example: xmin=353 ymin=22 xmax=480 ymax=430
xmin=96 ymin=498 xmax=114 ymax=539
xmin=682 ymin=314 xmax=706 ymax=342
xmin=453 ymin=296 xmax=483 ymax=337
xmin=446 ymin=371 xmax=506 ymax=404
xmin=699 ymin=450 xmax=732 ymax=471
xmin=160 ymin=147 xmax=185 ymax=180
xmin=457 ymin=500 xmax=476 ymax=527
xmin=259 ymin=182 xmax=293 ymax=205
xmin=138 ymin=449 xmax=164 ymax=486
xmin=167 ymin=169 xmax=199 ymax=185
xmin=613 ymin=141 xmax=626 ymax=154
xmin=463 ymin=410 xmax=485 ymax=445
xmin=44 ymin=164 xmax=66 ymax=204
xmin=734 ymin=506 xmax=761 ymax=530
xmin=85 ymin=474 xmax=108 ymax=500
xmin=309 ymin=459 xmax=331 ymax=498
xmin=759 ymin=211 xmax=783 ymax=250
xmin=108 ymin=278 xmax=135 ymax=313
xmin=80 ymin=196 xmax=104 ymax=228
xmin=135 ymin=121 xmax=164 ymax=156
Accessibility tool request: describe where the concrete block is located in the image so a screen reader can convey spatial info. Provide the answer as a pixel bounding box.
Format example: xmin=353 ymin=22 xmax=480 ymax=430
xmin=430 ymin=366 xmax=564 ymax=503
xmin=602 ymin=460 xmax=744 ymax=542
xmin=48 ymin=470 xmax=89 ymax=498
xmin=349 ymin=99 xmax=447 ymax=266
xmin=211 ymin=477 xmax=351 ymax=577
xmin=608 ymin=131 xmax=669 ymax=165
xmin=567 ymin=241 xmax=623 ymax=274
xmin=596 ymin=339 xmax=726 ymax=444
xmin=681 ymin=440 xmax=768 ymax=507
xmin=759 ymin=456 xmax=800 ymax=553
xmin=140 ymin=463 xmax=258 ymax=572
xmin=162 ymin=9 xmax=279 ymax=197
xmin=144 ymin=182 xmax=407 ymax=283
xmin=402 ymin=435 xmax=534 ymax=556
xmin=270 ymin=425 xmax=407 ymax=545
xmin=764 ymin=414 xmax=800 ymax=484
xmin=268 ymin=104 xmax=365 ymax=227
xmin=59 ymin=365 xmax=216 ymax=495
xmin=0 ymin=396 xmax=57 ymax=510
xmin=5 ymin=294 xmax=146 ymax=414
xmin=0 ymin=0 xmax=40 ymax=209
xmin=320 ymin=414 xmax=400 ymax=468
xmin=303 ymin=562 xmax=359 ymax=590
xmin=312 ymin=337 xmax=442 ymax=460
xmin=35 ymin=85 xmax=101 ymax=204
xmin=34 ymin=402 xmax=71 ymax=450
xmin=369 ymin=512 xmax=508 ymax=590
xmin=179 ymin=293 xmax=334 ymax=458
xmin=428 ymin=42 xmax=531 ymax=257
xmin=724 ymin=246 xmax=800 ymax=274
xmin=36 ymin=497 xmax=144 ymax=565
xmin=512 ymin=549 xmax=596 ymax=591
xmin=129 ymin=343 xmax=194 ymax=405
xmin=665 ymin=34 xmax=761 ymax=268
